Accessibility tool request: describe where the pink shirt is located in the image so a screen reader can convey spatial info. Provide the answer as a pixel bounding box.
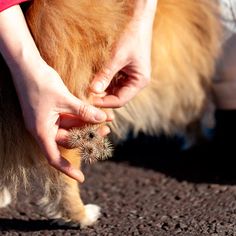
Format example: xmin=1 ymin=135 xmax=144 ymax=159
xmin=0 ymin=0 xmax=31 ymax=12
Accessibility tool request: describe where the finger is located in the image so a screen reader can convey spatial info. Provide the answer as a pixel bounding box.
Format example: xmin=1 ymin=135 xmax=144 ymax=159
xmin=103 ymin=109 xmax=115 ymax=121
xmin=56 ymin=128 xmax=70 ymax=147
xmin=91 ymin=63 xmax=120 ymax=94
xmin=96 ymin=125 xmax=111 ymax=137
xmin=59 ymin=111 xmax=113 ymax=129
xmin=66 ymin=97 xmax=107 ymax=123
xmin=93 ymin=86 xmax=139 ymax=108
xmin=38 ymin=133 xmax=85 ymax=182
xmin=59 ymin=114 xmax=86 ymax=129
xmin=90 ymin=94 xmax=114 ymax=121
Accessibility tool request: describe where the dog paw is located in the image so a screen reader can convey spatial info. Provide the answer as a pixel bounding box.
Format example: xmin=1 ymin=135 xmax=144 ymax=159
xmin=80 ymin=204 xmax=101 ymax=228
xmin=0 ymin=187 xmax=11 ymax=208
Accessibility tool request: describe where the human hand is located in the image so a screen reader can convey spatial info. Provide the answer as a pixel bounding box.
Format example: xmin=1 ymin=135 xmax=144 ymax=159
xmin=17 ymin=62 xmax=112 ymax=182
xmin=90 ymin=1 xmax=157 ymax=108
xmin=14 ymin=62 xmax=110 ymax=182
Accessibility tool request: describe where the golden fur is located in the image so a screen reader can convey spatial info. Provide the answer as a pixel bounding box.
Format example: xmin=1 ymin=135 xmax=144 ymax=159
xmin=0 ymin=0 xmax=221 ymax=226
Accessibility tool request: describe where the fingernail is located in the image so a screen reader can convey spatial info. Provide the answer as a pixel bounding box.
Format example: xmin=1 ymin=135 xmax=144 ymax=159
xmin=93 ymin=81 xmax=104 ymax=93
xmin=104 ymin=126 xmax=111 ymax=135
xmin=94 ymin=111 xmax=106 ymax=122
xmin=75 ymin=170 xmax=85 ymax=183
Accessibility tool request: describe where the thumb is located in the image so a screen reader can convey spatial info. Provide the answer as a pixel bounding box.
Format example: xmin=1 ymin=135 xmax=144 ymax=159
xmin=67 ymin=96 xmax=107 ymax=123
xmin=91 ymin=63 xmax=119 ymax=94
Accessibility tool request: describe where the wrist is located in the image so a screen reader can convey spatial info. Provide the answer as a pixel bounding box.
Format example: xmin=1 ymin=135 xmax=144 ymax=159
xmin=9 ymin=54 xmax=47 ymax=106
xmin=0 ymin=5 xmax=47 ymax=85
xmin=6 ymin=45 xmax=43 ymax=75
xmin=131 ymin=0 xmax=158 ymax=18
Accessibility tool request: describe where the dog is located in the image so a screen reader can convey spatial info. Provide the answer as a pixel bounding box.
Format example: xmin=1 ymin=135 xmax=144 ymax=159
xmin=0 ymin=0 xmax=221 ymax=227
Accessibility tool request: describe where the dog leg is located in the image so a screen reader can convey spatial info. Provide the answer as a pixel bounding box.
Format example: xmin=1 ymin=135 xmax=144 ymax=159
xmin=59 ymin=147 xmax=101 ymax=228
xmin=60 ymin=175 xmax=101 ymax=228
xmin=0 ymin=186 xmax=11 ymax=208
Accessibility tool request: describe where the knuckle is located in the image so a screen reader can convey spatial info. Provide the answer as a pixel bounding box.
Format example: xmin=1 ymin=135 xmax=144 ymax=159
xmin=78 ymin=103 xmax=92 ymax=120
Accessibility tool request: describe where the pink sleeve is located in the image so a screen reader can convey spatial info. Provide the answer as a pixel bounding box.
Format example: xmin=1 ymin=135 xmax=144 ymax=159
xmin=0 ymin=0 xmax=31 ymax=12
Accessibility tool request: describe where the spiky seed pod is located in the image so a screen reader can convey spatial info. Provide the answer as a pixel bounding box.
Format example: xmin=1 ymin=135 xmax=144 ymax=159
xmin=67 ymin=128 xmax=83 ymax=149
xmin=67 ymin=126 xmax=113 ymax=163
xmin=99 ymin=138 xmax=113 ymax=160
xmin=78 ymin=141 xmax=101 ymax=164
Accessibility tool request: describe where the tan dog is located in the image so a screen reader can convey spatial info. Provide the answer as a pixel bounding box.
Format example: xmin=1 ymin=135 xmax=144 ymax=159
xmin=0 ymin=0 xmax=221 ymax=227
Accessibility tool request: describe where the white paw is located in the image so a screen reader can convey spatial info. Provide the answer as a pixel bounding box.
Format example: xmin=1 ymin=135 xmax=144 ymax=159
xmin=0 ymin=187 xmax=11 ymax=208
xmin=80 ymin=204 xmax=101 ymax=228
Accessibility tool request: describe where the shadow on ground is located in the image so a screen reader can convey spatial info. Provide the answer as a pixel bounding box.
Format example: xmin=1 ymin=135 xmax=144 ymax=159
xmin=0 ymin=219 xmax=75 ymax=231
xmin=111 ymin=110 xmax=236 ymax=185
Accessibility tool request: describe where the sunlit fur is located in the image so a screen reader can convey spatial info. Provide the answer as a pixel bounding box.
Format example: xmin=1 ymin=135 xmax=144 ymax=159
xmin=0 ymin=0 xmax=221 ymax=226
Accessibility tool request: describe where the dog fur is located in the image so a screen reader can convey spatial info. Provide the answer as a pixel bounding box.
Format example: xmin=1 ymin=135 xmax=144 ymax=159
xmin=0 ymin=0 xmax=221 ymax=227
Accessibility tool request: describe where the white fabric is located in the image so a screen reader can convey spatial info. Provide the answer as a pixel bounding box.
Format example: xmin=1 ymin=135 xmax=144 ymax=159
xmin=220 ymin=0 xmax=236 ymax=39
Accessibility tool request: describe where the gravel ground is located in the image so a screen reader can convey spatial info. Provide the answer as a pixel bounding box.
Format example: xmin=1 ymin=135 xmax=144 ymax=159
xmin=1 ymin=110 xmax=236 ymax=236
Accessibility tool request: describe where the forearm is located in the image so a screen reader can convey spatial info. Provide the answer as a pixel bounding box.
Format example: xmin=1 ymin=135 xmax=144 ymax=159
xmin=0 ymin=5 xmax=43 ymax=83
xmin=130 ymin=0 xmax=158 ymax=18
xmin=0 ymin=4 xmax=48 ymax=107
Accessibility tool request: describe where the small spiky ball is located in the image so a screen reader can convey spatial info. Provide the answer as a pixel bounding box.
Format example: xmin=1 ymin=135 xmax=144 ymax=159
xmin=67 ymin=126 xmax=113 ymax=164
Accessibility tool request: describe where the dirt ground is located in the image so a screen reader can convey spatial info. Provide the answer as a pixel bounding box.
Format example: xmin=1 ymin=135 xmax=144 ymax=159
xmin=1 ymin=110 xmax=236 ymax=236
